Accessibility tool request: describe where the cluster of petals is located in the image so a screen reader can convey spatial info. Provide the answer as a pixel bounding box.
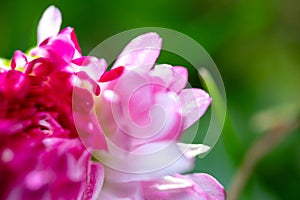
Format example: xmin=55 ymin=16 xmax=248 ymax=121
xmin=0 ymin=6 xmax=225 ymax=200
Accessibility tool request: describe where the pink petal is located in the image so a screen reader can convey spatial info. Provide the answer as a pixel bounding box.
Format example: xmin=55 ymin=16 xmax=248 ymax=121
xmin=113 ymin=32 xmax=162 ymax=70
xmin=141 ymin=173 xmax=226 ymax=200
xmin=98 ymin=181 xmax=142 ymax=200
xmin=38 ymin=27 xmax=81 ymax=62
xmin=179 ymin=89 xmax=212 ymax=130
xmin=73 ymin=111 xmax=108 ymax=151
xmin=171 ymin=66 xmax=188 ymax=93
xmin=72 ymin=56 xmax=108 ymax=81
xmin=37 ymin=6 xmax=62 ymax=45
xmin=0 ymin=70 xmax=30 ymax=100
xmin=11 ymin=50 xmax=28 ymax=70
xmin=186 ymin=173 xmax=226 ymax=200
xmin=150 ymin=65 xmax=188 ymax=94
xmin=150 ymin=64 xmax=174 ymax=87
xmin=82 ymin=162 xmax=105 ymax=200
xmin=98 ymin=71 xmax=183 ymax=150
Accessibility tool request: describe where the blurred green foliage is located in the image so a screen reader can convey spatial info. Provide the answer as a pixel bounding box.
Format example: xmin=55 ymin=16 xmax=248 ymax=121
xmin=1 ymin=0 xmax=299 ymax=199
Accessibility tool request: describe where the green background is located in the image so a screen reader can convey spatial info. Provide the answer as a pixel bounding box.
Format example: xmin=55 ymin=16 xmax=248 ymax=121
xmin=1 ymin=0 xmax=299 ymax=199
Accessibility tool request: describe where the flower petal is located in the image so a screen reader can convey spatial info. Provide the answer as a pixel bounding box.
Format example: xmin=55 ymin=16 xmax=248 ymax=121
xmin=98 ymin=181 xmax=142 ymax=200
xmin=37 ymin=6 xmax=62 ymax=45
xmin=113 ymin=32 xmax=162 ymax=70
xmin=82 ymin=162 xmax=105 ymax=200
xmin=171 ymin=66 xmax=188 ymax=93
xmin=177 ymin=143 xmax=210 ymax=158
xmin=72 ymin=57 xmax=107 ymax=81
xmin=99 ymin=66 xmax=124 ymax=82
xmin=186 ymin=173 xmax=226 ymax=200
xmin=11 ymin=50 xmax=28 ymax=70
xmin=179 ymin=89 xmax=212 ymax=130
xmin=94 ymin=141 xmax=194 ymax=182
xmin=141 ymin=173 xmax=226 ymax=200
xmin=151 ymin=65 xmax=188 ymax=94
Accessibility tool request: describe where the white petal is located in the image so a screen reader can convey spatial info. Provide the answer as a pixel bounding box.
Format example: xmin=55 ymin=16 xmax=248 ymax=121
xmin=94 ymin=141 xmax=194 ymax=182
xmin=177 ymin=143 xmax=210 ymax=158
xmin=37 ymin=6 xmax=62 ymax=44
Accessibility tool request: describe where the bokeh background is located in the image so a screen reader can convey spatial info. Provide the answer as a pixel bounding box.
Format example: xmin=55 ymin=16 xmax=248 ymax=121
xmin=0 ymin=0 xmax=299 ymax=199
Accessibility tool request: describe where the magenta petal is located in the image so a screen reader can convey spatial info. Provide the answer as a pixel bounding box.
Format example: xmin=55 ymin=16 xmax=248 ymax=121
xmin=38 ymin=27 xmax=81 ymax=63
xmin=60 ymin=27 xmax=82 ymax=57
xmin=82 ymin=162 xmax=105 ymax=200
xmin=0 ymin=70 xmax=30 ymax=100
xmin=37 ymin=6 xmax=62 ymax=45
xmin=99 ymin=66 xmax=124 ymax=82
xmin=113 ymin=32 xmax=162 ymax=70
xmin=179 ymin=89 xmax=212 ymax=130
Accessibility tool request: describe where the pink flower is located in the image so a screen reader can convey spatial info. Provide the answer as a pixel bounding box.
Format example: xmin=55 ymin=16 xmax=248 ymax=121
xmin=1 ymin=5 xmax=226 ymax=199
xmin=0 ymin=6 xmax=109 ymax=199
xmin=93 ymin=32 xmax=224 ymax=199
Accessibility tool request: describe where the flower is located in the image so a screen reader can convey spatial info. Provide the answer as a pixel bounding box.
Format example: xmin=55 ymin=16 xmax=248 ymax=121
xmin=93 ymin=32 xmax=225 ymax=199
xmin=0 ymin=6 xmax=108 ymax=199
xmin=1 ymin=5 xmax=226 ymax=200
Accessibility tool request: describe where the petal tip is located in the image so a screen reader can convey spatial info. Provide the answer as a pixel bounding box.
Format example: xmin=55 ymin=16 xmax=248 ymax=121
xmin=37 ymin=5 xmax=62 ymax=44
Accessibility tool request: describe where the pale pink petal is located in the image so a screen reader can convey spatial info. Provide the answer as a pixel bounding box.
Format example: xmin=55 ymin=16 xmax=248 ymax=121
xmin=186 ymin=173 xmax=226 ymax=200
xmin=72 ymin=56 xmax=108 ymax=81
xmin=99 ymin=69 xmax=183 ymax=149
xmin=150 ymin=65 xmax=188 ymax=94
xmin=11 ymin=50 xmax=28 ymax=70
xmin=76 ymin=72 xmax=100 ymax=95
xmin=171 ymin=66 xmax=188 ymax=93
xmin=113 ymin=32 xmax=162 ymax=70
xmin=179 ymin=89 xmax=212 ymax=130
xmin=141 ymin=173 xmax=225 ymax=200
xmin=95 ymin=90 xmax=122 ymax=136
xmin=126 ymin=86 xmax=182 ymax=143
xmin=150 ymin=64 xmax=174 ymax=88
xmin=94 ymin=142 xmax=194 ymax=182
xmin=98 ymin=181 xmax=142 ymax=200
xmin=37 ymin=6 xmax=62 ymax=44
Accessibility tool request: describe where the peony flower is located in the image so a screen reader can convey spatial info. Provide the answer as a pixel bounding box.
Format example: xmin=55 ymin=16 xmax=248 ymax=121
xmin=93 ymin=32 xmax=225 ymax=199
xmin=0 ymin=6 xmax=109 ymax=199
xmin=1 ymin=5 xmax=226 ymax=200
